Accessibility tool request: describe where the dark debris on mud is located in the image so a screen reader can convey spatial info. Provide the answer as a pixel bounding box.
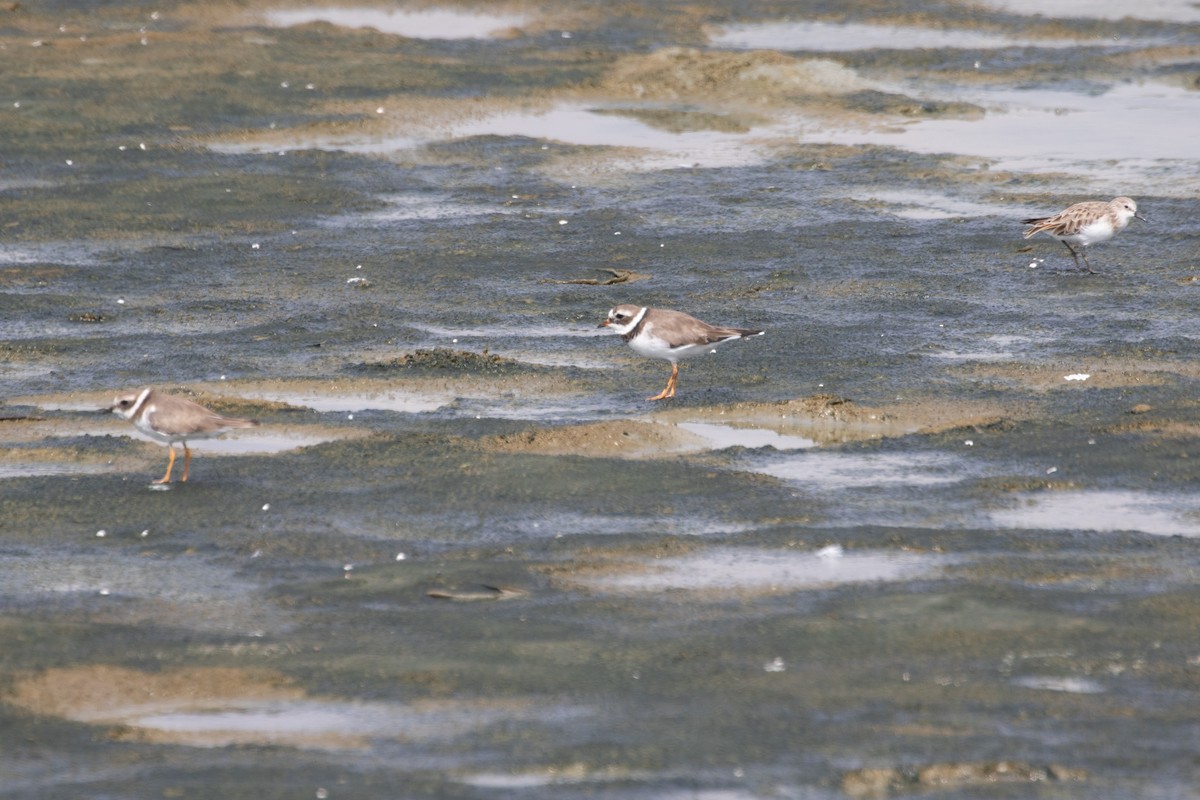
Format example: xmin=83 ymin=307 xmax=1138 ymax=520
xmin=353 ymin=347 xmax=545 ymax=376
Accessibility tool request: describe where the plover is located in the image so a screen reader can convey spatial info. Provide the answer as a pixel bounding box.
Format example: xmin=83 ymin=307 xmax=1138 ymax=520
xmin=1022 ymin=196 xmax=1145 ymax=273
xmin=599 ymin=304 xmax=764 ymax=401
xmin=108 ymin=388 xmax=259 ymax=483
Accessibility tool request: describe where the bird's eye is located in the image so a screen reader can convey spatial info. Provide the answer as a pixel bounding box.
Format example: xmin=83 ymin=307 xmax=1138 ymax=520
xmin=119 ymin=400 xmax=130 ymax=407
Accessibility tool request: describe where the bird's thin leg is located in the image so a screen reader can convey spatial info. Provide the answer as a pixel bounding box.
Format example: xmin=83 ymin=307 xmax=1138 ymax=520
xmin=1061 ymin=242 xmax=1097 ymax=274
xmin=647 ymin=364 xmax=680 ymax=401
xmin=180 ymin=443 xmax=192 ymax=482
xmin=154 ymin=445 xmax=177 ymax=484
xmin=1079 ymin=250 xmax=1097 ymax=275
xmin=1062 ymin=241 xmax=1082 ymax=270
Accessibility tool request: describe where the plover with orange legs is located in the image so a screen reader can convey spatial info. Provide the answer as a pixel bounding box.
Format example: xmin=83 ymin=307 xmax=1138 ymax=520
xmin=1022 ymin=196 xmax=1145 ymax=274
xmin=108 ymin=388 xmax=259 ymax=483
xmin=599 ymin=304 xmax=764 ymax=401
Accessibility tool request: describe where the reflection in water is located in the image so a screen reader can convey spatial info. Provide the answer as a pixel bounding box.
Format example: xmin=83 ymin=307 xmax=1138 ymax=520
xmin=816 ymin=84 xmax=1200 ymax=193
xmin=710 ymin=20 xmax=1113 ymax=52
xmin=1012 ymin=675 xmax=1106 ymax=694
xmin=974 ymin=0 xmax=1200 ymax=23
xmin=358 ymin=192 xmax=506 ymax=222
xmin=264 ymin=8 xmax=527 ymax=39
xmin=0 ymin=551 xmax=279 ymax=633
xmin=753 ymin=451 xmax=966 ymax=488
xmin=0 ymin=463 xmax=105 ymax=479
xmin=242 ymin=390 xmax=450 ymax=414
xmin=109 ymin=698 xmax=586 ymax=750
xmin=128 ymin=700 xmax=462 ymax=742
xmin=209 ymin=105 xmax=771 ymax=170
xmin=0 ymin=242 xmax=97 ymax=265
xmin=208 ymin=80 xmax=1200 ymax=189
xmin=587 ymin=547 xmax=941 ymax=591
xmin=676 ymin=422 xmax=816 ymax=451
xmin=990 ymin=490 xmax=1200 ymax=537
xmin=849 ymin=190 xmax=1028 ymax=221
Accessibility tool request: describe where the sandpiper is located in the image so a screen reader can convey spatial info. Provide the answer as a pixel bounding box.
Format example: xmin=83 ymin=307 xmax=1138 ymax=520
xmin=1022 ymin=196 xmax=1145 ymax=273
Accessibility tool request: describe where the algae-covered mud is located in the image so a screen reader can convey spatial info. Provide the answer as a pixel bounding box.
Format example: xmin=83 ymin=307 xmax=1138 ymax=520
xmin=3 ymin=0 xmax=1200 ymax=797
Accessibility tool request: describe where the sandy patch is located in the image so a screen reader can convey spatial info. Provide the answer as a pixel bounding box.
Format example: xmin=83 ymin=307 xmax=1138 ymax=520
xmin=203 ymin=47 xmax=915 ymax=158
xmin=471 ymin=395 xmax=1017 ymax=458
xmin=204 ymin=93 xmax=561 ymax=155
xmin=199 ymin=23 xmax=970 ymax=171
xmin=7 ymin=665 xmax=300 ymax=721
xmin=476 ymin=419 xmax=707 ymax=458
xmin=5 ymin=664 xmax=576 ymax=751
xmin=843 ymin=761 xmax=1085 ymax=798
xmin=1103 ymin=418 xmax=1200 ymax=438
xmin=594 ymin=47 xmax=871 ymax=103
xmin=204 ymin=0 xmax=611 ymax=41
xmin=654 ymin=394 xmax=1018 ymax=443
xmin=4 ymin=666 xmax=328 ymax=745
xmin=221 ymin=373 xmax=587 ymax=413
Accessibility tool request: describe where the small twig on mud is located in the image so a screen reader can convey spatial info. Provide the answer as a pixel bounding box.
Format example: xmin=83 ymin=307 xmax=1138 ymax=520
xmin=544 ymin=268 xmax=649 ymax=286
xmin=426 ymin=585 xmax=529 ymax=602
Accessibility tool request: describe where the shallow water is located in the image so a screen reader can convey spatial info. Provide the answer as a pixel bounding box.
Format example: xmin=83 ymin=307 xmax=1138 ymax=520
xmin=581 ymin=547 xmax=943 ymax=592
xmin=817 ymin=83 xmax=1200 ymax=193
xmin=1012 ymin=675 xmax=1108 ymax=695
xmin=709 ymin=20 xmax=1135 ymax=51
xmin=990 ymin=489 xmax=1200 ymax=537
xmin=263 ymin=7 xmax=529 ymax=39
xmin=976 ymin=0 xmax=1200 ymax=23
xmin=752 ymin=450 xmax=970 ymax=488
xmin=675 ymin=422 xmax=817 ymax=451
xmin=211 ymin=103 xmax=773 ymax=171
xmin=3 ymin=0 xmax=1200 ymax=797
xmin=242 ymin=389 xmax=452 ymax=414
xmin=0 ymin=463 xmax=105 ymax=479
xmin=121 ymin=696 xmax=586 ymax=749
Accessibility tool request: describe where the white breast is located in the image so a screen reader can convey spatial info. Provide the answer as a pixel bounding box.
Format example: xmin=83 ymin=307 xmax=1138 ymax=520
xmin=1074 ymin=216 xmax=1117 ymax=246
xmin=629 ymin=330 xmax=709 ymax=363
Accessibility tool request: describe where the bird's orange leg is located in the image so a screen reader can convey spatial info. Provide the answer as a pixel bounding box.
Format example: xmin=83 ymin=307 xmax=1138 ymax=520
xmin=154 ymin=446 xmax=177 ymax=484
xmin=647 ymin=364 xmax=680 ymax=401
xmin=180 ymin=443 xmax=192 ymax=482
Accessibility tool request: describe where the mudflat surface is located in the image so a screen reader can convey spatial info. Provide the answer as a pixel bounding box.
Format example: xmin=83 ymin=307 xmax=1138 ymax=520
xmin=2 ymin=1 xmax=1200 ymax=798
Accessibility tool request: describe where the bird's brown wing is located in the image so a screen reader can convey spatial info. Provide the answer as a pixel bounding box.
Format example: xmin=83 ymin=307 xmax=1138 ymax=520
xmin=147 ymin=394 xmax=258 ymax=435
xmin=1023 ymin=200 xmax=1108 ymax=238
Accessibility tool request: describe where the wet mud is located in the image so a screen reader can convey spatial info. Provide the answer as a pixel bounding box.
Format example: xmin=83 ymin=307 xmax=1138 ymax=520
xmin=3 ymin=0 xmax=1200 ymax=797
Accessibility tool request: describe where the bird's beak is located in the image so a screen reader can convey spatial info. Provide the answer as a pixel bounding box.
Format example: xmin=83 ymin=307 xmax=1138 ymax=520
xmin=597 ymin=319 xmax=611 ymax=328
xmin=1135 ymin=213 xmax=1148 ymax=223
